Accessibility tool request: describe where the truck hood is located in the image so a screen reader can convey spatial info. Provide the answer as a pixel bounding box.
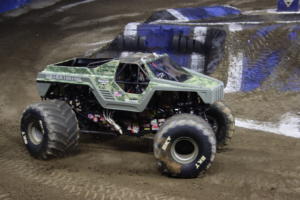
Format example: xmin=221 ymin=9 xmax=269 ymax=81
xmin=183 ymin=74 xmax=222 ymax=89
xmin=150 ymin=70 xmax=224 ymax=104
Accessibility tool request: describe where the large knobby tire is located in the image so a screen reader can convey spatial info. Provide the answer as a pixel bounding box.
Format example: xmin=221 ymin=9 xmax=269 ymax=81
xmin=154 ymin=114 xmax=216 ymax=178
xmin=20 ymin=100 xmax=79 ymax=160
xmin=205 ymin=101 xmax=235 ymax=149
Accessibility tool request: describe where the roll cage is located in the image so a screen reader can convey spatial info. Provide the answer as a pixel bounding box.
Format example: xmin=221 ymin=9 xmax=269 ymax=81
xmin=115 ymin=63 xmax=150 ymax=94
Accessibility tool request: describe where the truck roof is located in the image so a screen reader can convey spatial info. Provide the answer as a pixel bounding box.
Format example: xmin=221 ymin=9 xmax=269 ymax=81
xmin=119 ymin=52 xmax=166 ymax=65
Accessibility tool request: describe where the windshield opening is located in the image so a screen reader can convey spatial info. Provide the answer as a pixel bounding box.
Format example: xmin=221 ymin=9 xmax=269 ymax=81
xmin=147 ymin=57 xmax=191 ymax=82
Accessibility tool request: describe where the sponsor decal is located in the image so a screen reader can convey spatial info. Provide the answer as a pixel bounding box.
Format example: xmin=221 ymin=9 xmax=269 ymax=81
xmin=98 ymin=79 xmax=109 ymax=85
xmin=195 ymin=156 xmax=206 ymax=169
xmin=21 ymin=131 xmax=28 ymax=144
xmin=158 ymin=119 xmax=165 ymax=127
xmin=162 ymin=136 xmax=171 ymax=151
xmin=127 ymin=124 xmax=140 ymax=134
xmin=39 ymin=120 xmax=45 ymax=135
xmin=151 ymin=119 xmax=159 ymax=130
xmin=114 ymin=91 xmax=123 ymax=97
xmin=93 ymin=117 xmax=98 ymax=123
xmin=132 ymin=125 xmax=139 ymax=134
xmin=125 ymin=99 xmax=139 ymax=103
xmin=88 ymin=114 xmax=105 ymax=122
xmin=143 ymin=124 xmax=151 ymax=131
xmin=45 ymin=74 xmax=82 ymax=82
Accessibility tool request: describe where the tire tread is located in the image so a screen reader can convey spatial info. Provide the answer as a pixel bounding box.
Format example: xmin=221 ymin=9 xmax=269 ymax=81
xmin=21 ymin=100 xmax=79 ymax=159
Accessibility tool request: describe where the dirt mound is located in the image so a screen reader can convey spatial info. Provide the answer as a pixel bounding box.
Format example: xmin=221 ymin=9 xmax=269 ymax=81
xmin=222 ymin=22 xmax=300 ymax=92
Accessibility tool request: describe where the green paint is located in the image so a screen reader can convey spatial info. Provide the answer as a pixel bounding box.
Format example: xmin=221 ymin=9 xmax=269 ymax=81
xmin=37 ymin=53 xmax=224 ymax=112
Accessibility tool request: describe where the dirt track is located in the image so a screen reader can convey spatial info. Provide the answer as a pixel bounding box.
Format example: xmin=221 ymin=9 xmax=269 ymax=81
xmin=0 ymin=0 xmax=300 ymax=199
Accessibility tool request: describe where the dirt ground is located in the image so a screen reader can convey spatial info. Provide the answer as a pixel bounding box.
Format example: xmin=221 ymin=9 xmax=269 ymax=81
xmin=0 ymin=0 xmax=300 ymax=199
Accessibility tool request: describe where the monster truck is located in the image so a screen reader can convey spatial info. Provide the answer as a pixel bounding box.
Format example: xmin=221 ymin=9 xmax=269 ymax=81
xmin=20 ymin=53 xmax=234 ymax=178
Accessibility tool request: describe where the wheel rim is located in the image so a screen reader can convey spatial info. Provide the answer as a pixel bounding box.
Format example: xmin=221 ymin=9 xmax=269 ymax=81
xmin=28 ymin=122 xmax=43 ymax=145
xmin=170 ymin=137 xmax=199 ymax=164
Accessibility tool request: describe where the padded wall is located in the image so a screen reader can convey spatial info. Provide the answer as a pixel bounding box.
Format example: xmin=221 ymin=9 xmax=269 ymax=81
xmin=98 ymin=5 xmax=300 ymax=92
xmin=0 ymin=0 xmax=31 ymax=13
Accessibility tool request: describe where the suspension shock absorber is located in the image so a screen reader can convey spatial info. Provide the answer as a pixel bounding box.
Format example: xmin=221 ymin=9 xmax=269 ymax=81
xmin=103 ymin=110 xmax=123 ymax=135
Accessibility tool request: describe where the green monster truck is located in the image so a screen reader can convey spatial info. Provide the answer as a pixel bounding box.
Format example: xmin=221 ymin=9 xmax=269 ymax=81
xmin=20 ymin=53 xmax=234 ymax=178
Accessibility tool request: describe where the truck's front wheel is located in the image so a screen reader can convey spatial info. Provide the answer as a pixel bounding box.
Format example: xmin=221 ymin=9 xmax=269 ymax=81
xmin=153 ymin=114 xmax=216 ymax=178
xmin=20 ymin=100 xmax=79 ymax=159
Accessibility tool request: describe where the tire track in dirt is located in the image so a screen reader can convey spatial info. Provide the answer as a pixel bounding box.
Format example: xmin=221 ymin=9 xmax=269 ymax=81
xmin=0 ymin=189 xmax=12 ymax=200
xmin=206 ymin=143 xmax=300 ymax=197
xmin=0 ymin=124 xmax=188 ymax=200
xmin=207 ymin=165 xmax=300 ymax=195
xmin=0 ymin=154 xmax=187 ymax=200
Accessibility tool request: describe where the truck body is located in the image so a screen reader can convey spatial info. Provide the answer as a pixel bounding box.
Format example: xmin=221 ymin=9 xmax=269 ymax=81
xmin=37 ymin=53 xmax=224 ymax=113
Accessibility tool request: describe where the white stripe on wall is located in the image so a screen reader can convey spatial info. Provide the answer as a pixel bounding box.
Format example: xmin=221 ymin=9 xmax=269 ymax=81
xmin=124 ymin=22 xmax=140 ymax=37
xmin=120 ymin=51 xmax=134 ymax=58
xmin=190 ymin=53 xmax=205 ymax=72
xmin=57 ymin=0 xmax=97 ymax=12
xmin=193 ymin=26 xmax=207 ymax=44
xmin=224 ymin=24 xmax=244 ymax=93
xmin=166 ymin=9 xmax=189 ymax=21
xmin=236 ymin=113 xmax=300 ymax=138
xmin=224 ymin=52 xmax=244 ymax=93
xmin=228 ymin=23 xmax=243 ymax=32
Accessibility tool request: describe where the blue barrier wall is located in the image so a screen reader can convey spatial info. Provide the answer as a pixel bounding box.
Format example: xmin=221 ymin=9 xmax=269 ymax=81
xmin=116 ymin=23 xmax=226 ymax=73
xmin=137 ymin=24 xmax=192 ymax=68
xmin=172 ymin=6 xmax=241 ymax=21
xmin=101 ymin=5 xmax=300 ymax=93
xmin=111 ymin=6 xmax=235 ymax=73
xmin=146 ymin=5 xmax=241 ymax=22
xmin=132 ymin=22 xmax=300 ymax=92
xmin=0 ymin=0 xmax=31 ymax=13
xmin=277 ymin=0 xmax=299 ymax=11
xmin=234 ymin=23 xmax=300 ymax=92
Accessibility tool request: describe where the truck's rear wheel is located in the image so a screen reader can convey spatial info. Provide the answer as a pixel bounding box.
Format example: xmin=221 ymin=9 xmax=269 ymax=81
xmin=20 ymin=100 xmax=79 ymax=159
xmin=153 ymin=114 xmax=216 ymax=178
xmin=205 ymin=101 xmax=235 ymax=149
